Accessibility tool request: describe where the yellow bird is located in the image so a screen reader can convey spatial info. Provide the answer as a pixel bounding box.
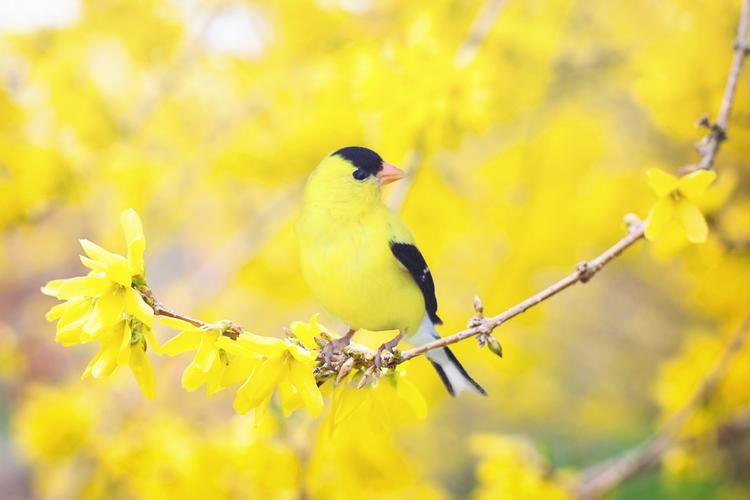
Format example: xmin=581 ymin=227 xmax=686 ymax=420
xmin=296 ymin=146 xmax=485 ymax=396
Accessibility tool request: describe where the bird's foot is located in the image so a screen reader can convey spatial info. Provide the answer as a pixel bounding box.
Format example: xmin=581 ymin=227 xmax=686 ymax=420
xmin=374 ymin=332 xmax=403 ymax=370
xmin=322 ymin=329 xmax=355 ymax=368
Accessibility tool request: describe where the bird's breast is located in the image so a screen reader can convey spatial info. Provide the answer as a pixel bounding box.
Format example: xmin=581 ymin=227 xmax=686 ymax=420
xmin=297 ymin=209 xmax=424 ymax=333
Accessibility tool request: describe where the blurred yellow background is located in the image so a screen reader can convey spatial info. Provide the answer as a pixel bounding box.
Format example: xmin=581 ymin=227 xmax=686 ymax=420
xmin=1 ymin=0 xmax=750 ymax=498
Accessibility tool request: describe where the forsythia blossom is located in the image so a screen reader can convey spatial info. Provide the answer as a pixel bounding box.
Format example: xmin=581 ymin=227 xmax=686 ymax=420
xmin=42 ymin=209 xmax=158 ymax=398
xmin=325 ymin=367 xmax=427 ymax=434
xmin=217 ymin=323 xmax=324 ymax=418
xmin=160 ymin=317 xmax=252 ymax=395
xmin=644 ymin=168 xmax=716 ymax=244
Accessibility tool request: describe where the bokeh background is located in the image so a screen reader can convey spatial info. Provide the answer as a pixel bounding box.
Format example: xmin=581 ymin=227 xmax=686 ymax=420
xmin=1 ymin=0 xmax=750 ymax=498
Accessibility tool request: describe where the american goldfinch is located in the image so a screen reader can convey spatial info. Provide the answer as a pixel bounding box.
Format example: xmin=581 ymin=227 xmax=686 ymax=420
xmin=297 ymin=146 xmax=485 ymax=396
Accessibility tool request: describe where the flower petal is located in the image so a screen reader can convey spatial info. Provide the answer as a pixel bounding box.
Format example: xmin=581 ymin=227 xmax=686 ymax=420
xmin=80 ymin=255 xmax=107 ymax=272
xmin=161 ymin=330 xmax=202 ymax=356
xmin=125 ymin=288 xmax=154 ymax=328
xmin=120 ymin=209 xmax=146 ymax=276
xmin=79 ymin=240 xmax=131 ymax=287
xmin=288 ymin=358 xmax=323 ymax=417
xmin=54 ymin=298 xmax=94 ymax=345
xmin=143 ymin=328 xmax=162 ymax=356
xmin=116 ymin=322 xmax=132 ymax=366
xmin=647 ymin=168 xmax=679 ymax=197
xmin=331 ymin=385 xmax=368 ymax=428
xmin=645 ymin=197 xmax=676 ymax=241
xmin=289 ymin=315 xmax=324 ymax=350
xmin=221 ymin=356 xmax=257 ymax=387
xmin=678 ymin=169 xmax=717 ymax=200
xmin=205 ymin=361 xmax=226 ymax=396
xmin=287 ymin=342 xmax=315 ymax=363
xmin=193 ymin=332 xmax=219 ymax=372
xmin=277 ymin=373 xmax=303 ymax=417
xmin=42 ymin=275 xmax=112 ymax=299
xmin=130 ymin=341 xmax=156 ymax=399
xmin=55 ymin=318 xmax=88 ymax=346
xmin=84 ymin=328 xmax=123 ymax=379
xmin=233 ymin=355 xmax=287 ymax=415
xmin=396 ymin=377 xmax=427 ymax=420
xmin=219 ymin=332 xmax=286 ymax=359
xmin=677 ymin=200 xmax=709 ymax=243
xmin=82 ymin=287 xmax=126 ymax=339
xmin=181 ymin=363 xmax=208 ymax=392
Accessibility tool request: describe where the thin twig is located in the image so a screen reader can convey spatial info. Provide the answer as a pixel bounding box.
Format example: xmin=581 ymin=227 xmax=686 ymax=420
xmin=575 ymin=4 xmax=750 ymax=495
xmin=454 ymin=0 xmax=508 ymax=68
xmin=136 ymin=284 xmax=242 ymax=339
xmin=399 ymin=220 xmax=645 ymax=362
xmin=693 ymin=0 xmax=750 ymax=170
xmin=576 ymin=311 xmax=750 ymax=499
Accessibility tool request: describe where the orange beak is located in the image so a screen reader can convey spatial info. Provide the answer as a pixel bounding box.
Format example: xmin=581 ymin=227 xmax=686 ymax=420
xmin=376 ymin=162 xmax=405 ymax=186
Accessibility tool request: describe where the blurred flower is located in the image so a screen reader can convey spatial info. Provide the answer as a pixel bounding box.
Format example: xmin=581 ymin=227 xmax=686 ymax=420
xmin=644 ymin=168 xmax=716 ymax=244
xmin=325 ymin=367 xmax=427 ymax=434
xmin=41 ymin=209 xmax=157 ymax=397
xmin=469 ymin=434 xmax=570 ymax=500
xmin=14 ymin=384 xmax=97 ymax=463
xmin=0 ymin=324 xmax=26 ymax=381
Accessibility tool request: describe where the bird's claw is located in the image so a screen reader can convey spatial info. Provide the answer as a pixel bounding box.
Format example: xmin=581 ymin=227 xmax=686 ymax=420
xmin=321 ymin=329 xmax=355 ymax=369
xmin=374 ymin=333 xmax=403 ymax=370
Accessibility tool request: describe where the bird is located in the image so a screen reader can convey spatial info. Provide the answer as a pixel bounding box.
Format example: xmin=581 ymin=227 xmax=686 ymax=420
xmin=296 ymin=146 xmax=485 ymax=396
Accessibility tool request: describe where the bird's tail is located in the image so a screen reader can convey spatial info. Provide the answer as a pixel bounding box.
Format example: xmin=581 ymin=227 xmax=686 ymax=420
xmin=409 ymin=315 xmax=486 ymax=397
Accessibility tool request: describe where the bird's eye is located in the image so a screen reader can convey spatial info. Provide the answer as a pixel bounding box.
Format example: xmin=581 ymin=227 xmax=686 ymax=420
xmin=352 ymin=168 xmax=369 ymax=181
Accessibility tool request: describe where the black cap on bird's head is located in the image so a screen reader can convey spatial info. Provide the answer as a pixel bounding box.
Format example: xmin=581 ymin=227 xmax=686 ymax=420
xmin=332 ymin=146 xmax=405 ymax=186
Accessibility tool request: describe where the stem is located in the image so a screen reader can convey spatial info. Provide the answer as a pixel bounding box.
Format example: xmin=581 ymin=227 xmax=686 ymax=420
xmin=575 ymin=2 xmax=750 ymax=495
xmin=577 ymin=311 xmax=750 ymax=499
xmin=696 ymin=0 xmax=750 ymax=170
xmin=399 ymin=222 xmax=645 ymax=362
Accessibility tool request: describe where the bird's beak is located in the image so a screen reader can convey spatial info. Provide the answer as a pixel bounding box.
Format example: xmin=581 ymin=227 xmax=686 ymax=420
xmin=377 ymin=163 xmax=405 ymax=186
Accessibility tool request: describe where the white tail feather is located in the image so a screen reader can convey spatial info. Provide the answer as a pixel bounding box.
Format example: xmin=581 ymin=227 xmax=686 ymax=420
xmin=407 ymin=315 xmax=486 ymax=396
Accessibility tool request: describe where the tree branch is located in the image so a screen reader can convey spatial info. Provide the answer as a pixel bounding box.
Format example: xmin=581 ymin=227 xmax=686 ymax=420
xmin=573 ymin=5 xmax=750 ymax=494
xmin=576 ymin=311 xmax=750 ymax=499
xmin=398 ymin=218 xmax=645 ymax=362
xmin=693 ymin=0 xmax=750 ymax=170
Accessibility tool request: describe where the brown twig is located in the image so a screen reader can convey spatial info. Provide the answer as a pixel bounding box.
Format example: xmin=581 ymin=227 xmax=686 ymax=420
xmin=573 ymin=2 xmax=750 ymax=495
xmin=399 ymin=219 xmax=645 ymax=362
xmin=576 ymin=311 xmax=750 ymax=499
xmin=692 ymin=0 xmax=750 ymax=171
xmin=577 ymin=405 xmax=750 ymax=494
xmin=136 ymin=284 xmax=242 ymax=339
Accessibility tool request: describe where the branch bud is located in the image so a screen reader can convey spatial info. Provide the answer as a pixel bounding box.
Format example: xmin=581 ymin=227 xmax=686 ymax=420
xmin=337 ymin=357 xmax=355 ymax=384
xmin=486 ymin=335 xmax=503 ymax=358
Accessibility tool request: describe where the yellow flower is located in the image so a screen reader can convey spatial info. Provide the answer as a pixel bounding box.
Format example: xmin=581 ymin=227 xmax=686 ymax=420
xmin=469 ymin=434 xmax=570 ymax=500
xmin=13 ymin=384 xmax=97 ymax=463
xmin=41 ymin=209 xmax=158 ymax=398
xmin=325 ymin=367 xmax=427 ymax=434
xmin=159 ymin=317 xmax=251 ymax=395
xmin=644 ymin=168 xmax=716 ymax=243
xmin=217 ymin=331 xmax=323 ymax=418
xmin=288 ymin=313 xmax=329 ymax=350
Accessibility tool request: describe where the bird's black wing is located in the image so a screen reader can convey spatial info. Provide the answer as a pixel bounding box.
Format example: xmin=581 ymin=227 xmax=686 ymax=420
xmin=389 ymin=242 xmax=442 ymax=325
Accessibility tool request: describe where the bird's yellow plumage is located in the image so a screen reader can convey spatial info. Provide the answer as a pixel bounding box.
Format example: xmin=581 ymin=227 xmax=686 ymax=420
xmin=297 ymin=154 xmax=424 ymax=334
xmin=297 ymin=147 xmax=485 ymax=396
